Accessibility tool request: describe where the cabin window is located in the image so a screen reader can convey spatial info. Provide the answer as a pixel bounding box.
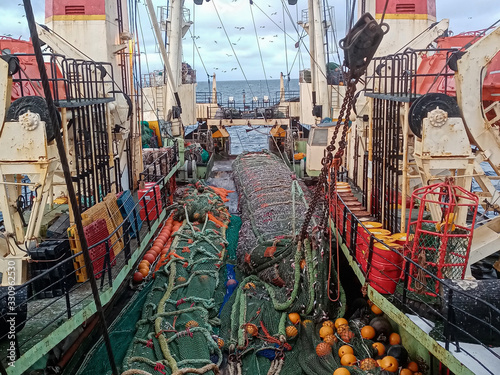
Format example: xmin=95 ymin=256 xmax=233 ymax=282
xmin=396 ymin=3 xmax=416 ymax=13
xmin=310 ymin=129 xmax=328 ymax=146
xmin=65 ymin=5 xmax=85 ymax=15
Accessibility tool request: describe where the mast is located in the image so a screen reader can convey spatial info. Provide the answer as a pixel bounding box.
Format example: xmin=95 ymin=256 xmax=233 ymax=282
xmin=310 ymin=0 xmax=330 ymax=120
xmin=169 ymin=0 xmax=184 ymax=89
xmin=212 ymin=73 xmax=217 ymax=105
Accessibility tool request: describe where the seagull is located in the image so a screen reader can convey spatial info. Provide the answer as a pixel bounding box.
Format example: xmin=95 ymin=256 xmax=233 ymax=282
xmin=226 ymin=54 xmax=232 ymax=57
xmin=271 ymin=12 xmax=277 ymax=15
xmin=260 ymin=37 xmax=265 ymax=39
xmin=231 ymin=68 xmax=237 ymax=71
xmin=235 ymin=26 xmax=244 ymax=30
xmin=260 ymin=26 xmax=265 ymax=28
xmin=217 ymin=26 xmax=222 ymax=29
xmin=232 ymin=43 xmax=237 ymax=45
xmin=273 ymin=35 xmax=278 ymax=37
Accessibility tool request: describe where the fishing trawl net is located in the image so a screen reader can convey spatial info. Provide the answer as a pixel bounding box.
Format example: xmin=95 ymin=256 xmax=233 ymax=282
xmin=121 ymin=183 xmax=234 ymax=375
xmin=220 ymin=151 xmax=349 ymax=375
xmin=233 ymin=151 xmax=311 ymax=288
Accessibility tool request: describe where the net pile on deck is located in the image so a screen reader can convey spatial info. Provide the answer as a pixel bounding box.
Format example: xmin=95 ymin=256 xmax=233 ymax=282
xmin=121 ymin=183 xmax=233 ymax=375
xmin=218 ymin=152 xmax=340 ymax=374
xmin=232 ymin=151 xmax=310 ymax=289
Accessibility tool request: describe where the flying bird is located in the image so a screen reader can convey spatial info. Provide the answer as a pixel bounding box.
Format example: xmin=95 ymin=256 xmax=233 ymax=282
xmin=271 ymin=12 xmax=277 ymax=15
xmin=214 ymin=40 xmax=217 ymax=43
xmin=273 ymin=35 xmax=278 ymax=37
xmin=226 ymin=54 xmax=233 ymax=57
xmin=231 ymin=68 xmax=238 ymax=71
xmin=260 ymin=26 xmax=265 ymax=28
xmin=235 ymin=27 xmax=244 ymax=30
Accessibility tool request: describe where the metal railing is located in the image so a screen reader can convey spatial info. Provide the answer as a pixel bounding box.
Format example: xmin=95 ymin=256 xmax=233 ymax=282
xmin=364 ymin=48 xmax=457 ymax=102
xmin=207 ymin=105 xmax=290 ymax=120
xmin=0 ymin=164 xmax=179 ymax=373
xmin=140 ymin=144 xmax=178 ymax=183
xmin=330 ymin=188 xmax=500 ymax=374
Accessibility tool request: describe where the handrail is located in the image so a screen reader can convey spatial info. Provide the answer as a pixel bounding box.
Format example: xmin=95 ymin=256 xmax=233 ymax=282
xmin=331 ymin=188 xmax=500 ymax=374
xmin=0 ymin=161 xmax=180 ymax=372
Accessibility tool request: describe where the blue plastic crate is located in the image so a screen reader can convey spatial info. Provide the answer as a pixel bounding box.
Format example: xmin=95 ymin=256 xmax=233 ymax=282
xmin=117 ymin=190 xmax=142 ymax=238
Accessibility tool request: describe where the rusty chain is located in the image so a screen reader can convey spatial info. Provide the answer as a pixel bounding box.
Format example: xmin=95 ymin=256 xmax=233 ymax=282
xmin=299 ymin=77 xmax=358 ymax=242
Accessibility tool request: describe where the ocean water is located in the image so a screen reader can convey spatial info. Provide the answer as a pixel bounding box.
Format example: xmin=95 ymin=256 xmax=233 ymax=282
xmin=196 ymin=78 xmax=299 ymax=105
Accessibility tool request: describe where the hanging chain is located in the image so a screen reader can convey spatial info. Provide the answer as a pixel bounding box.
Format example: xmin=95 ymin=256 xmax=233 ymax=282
xmin=299 ymin=77 xmax=358 ymax=242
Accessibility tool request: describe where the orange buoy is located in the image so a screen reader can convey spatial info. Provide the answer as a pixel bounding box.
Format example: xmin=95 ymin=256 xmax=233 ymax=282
xmin=360 ymin=325 xmax=376 ymax=340
xmin=335 ymin=318 xmax=348 ymax=329
xmin=372 ymin=342 xmax=386 ymax=356
xmin=338 ymin=345 xmax=353 ymax=357
xmin=359 ymin=358 xmax=378 ymax=371
xmin=133 ymin=272 xmax=144 ymax=283
xmin=323 ymin=334 xmax=337 ymax=346
xmin=371 ymin=304 xmax=383 ymax=315
xmin=407 ymin=361 xmax=419 ymax=372
xmin=319 ymin=326 xmax=334 ymax=338
xmin=286 ymin=325 xmax=298 ymax=338
xmin=143 ymin=253 xmax=156 ymax=264
xmin=316 ymin=342 xmax=332 ymax=357
xmin=139 ymin=267 xmax=149 ymax=277
xmin=340 ymin=353 xmax=357 ymax=366
xmin=217 ymin=337 xmax=224 ymax=349
xmin=288 ymin=312 xmax=301 ymax=325
xmin=333 ymin=368 xmax=350 ymax=375
xmin=322 ymin=320 xmax=335 ymax=328
xmin=380 ymin=356 xmax=399 ymax=372
xmin=185 ymin=320 xmax=199 ymax=329
xmin=389 ymin=333 xmax=401 ymax=345
xmin=245 ymin=323 xmax=259 ymax=336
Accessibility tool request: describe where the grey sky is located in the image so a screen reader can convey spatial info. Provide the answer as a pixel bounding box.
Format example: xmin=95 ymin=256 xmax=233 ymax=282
xmin=0 ymin=0 xmax=499 ymax=80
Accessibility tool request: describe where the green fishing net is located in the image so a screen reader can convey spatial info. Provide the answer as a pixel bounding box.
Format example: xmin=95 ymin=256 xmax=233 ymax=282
xmin=118 ymin=184 xmax=235 ymax=375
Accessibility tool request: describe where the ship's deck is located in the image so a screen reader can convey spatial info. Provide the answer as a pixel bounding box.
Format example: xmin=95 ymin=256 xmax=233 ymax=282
xmin=0 ymin=165 xmax=180 ymax=374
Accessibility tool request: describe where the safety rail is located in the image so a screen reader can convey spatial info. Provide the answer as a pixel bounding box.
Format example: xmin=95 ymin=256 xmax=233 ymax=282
xmin=331 ymin=189 xmax=500 ymax=375
xmin=274 ymin=90 xmax=300 ymax=102
xmin=10 ymin=52 xmax=115 ymax=107
xmin=0 ymin=164 xmax=179 ymax=374
xmin=208 ymin=105 xmax=290 ymax=120
xmin=364 ymin=48 xmax=457 ymax=102
xmin=140 ymin=144 xmax=178 ymax=183
xmin=196 ymin=91 xmax=222 ymax=104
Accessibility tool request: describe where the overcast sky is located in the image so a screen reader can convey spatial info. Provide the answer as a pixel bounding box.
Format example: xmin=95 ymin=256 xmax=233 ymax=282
xmin=1 ymin=0 xmax=499 ymax=81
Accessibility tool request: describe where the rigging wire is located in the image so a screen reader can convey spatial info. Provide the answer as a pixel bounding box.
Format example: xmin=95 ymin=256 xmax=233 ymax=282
xmin=380 ymin=0 xmax=390 ymax=24
xmin=187 ymin=27 xmax=210 ymax=83
xmin=348 ymin=0 xmax=357 ymax=31
xmin=282 ymin=3 xmax=289 ymax=84
xmin=252 ymin=1 xmax=299 ymax=43
xmin=211 ymin=0 xmax=255 ymax=98
xmin=280 ymin=0 xmax=345 ymax=98
xmin=249 ymin=1 xmax=271 ymax=97
xmin=137 ymin=5 xmax=162 ymax=121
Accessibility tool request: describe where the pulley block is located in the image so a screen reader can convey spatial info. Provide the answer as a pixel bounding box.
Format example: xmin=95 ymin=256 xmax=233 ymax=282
xmin=339 ymin=13 xmax=389 ymax=80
